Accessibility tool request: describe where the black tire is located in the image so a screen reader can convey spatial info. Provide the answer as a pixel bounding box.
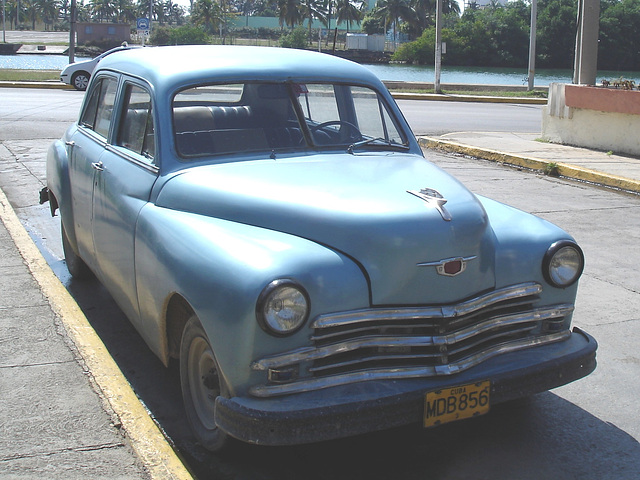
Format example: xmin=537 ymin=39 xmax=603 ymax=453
xmin=180 ymin=315 xmax=229 ymax=451
xmin=71 ymin=71 xmax=90 ymax=91
xmin=61 ymin=222 xmax=91 ymax=279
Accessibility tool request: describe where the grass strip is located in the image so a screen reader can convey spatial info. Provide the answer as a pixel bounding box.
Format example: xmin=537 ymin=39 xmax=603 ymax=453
xmin=0 ymin=69 xmax=61 ymax=82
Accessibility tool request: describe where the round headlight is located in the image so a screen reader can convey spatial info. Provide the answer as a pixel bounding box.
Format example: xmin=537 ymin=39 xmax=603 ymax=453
xmin=543 ymin=241 xmax=584 ymax=288
xmin=257 ymin=280 xmax=310 ymax=336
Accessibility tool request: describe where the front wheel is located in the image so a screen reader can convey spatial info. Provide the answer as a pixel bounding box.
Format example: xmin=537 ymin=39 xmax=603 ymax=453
xmin=71 ymin=71 xmax=90 ymax=91
xmin=180 ymin=315 xmax=229 ymax=451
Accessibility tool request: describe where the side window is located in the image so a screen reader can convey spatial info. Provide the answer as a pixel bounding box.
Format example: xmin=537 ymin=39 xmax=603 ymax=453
xmin=79 ymin=76 xmax=118 ymax=139
xmin=351 ymin=87 xmax=405 ymax=144
xmin=117 ymin=84 xmax=155 ymax=163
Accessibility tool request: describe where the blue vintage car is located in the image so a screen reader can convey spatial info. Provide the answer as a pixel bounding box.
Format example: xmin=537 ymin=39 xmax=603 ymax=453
xmin=46 ymin=45 xmax=596 ymax=451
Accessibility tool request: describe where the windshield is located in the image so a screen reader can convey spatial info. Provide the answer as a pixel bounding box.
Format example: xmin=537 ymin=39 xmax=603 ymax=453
xmin=172 ymin=82 xmax=407 ymax=158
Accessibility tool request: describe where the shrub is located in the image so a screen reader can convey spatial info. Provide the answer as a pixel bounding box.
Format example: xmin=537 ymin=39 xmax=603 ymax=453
xmin=151 ymin=25 xmax=210 ymax=46
xmin=280 ymin=27 xmax=309 ymax=49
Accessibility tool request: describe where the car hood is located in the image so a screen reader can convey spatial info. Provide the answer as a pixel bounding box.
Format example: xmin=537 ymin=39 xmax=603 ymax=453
xmin=156 ymin=153 xmax=496 ymax=305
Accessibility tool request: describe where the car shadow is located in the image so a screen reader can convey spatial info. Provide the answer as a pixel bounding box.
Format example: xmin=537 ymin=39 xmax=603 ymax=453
xmin=59 ymin=264 xmax=639 ymax=480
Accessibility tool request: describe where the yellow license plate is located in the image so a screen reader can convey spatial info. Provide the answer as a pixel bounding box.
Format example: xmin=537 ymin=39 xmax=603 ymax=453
xmin=423 ymin=380 xmax=491 ymax=427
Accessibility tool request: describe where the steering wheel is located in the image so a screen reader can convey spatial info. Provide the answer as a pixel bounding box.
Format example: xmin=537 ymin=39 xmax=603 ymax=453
xmin=307 ymin=120 xmax=363 ymax=144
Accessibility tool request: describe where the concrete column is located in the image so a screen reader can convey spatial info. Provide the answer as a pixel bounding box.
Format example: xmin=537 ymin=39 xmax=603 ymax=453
xmin=573 ymin=0 xmax=600 ymax=85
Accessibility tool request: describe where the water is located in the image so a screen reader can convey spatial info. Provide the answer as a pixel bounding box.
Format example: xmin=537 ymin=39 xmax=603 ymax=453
xmin=0 ymin=54 xmax=88 ymax=70
xmin=365 ymin=63 xmax=640 ymax=87
xmin=1 ymin=53 xmax=639 ymax=86
xmin=364 ymin=63 xmax=572 ymax=86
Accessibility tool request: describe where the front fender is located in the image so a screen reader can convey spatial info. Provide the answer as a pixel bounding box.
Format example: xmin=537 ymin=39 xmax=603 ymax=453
xmin=134 ymin=205 xmax=370 ymax=396
xmin=479 ymin=196 xmax=580 ymax=308
xmin=46 ymin=131 xmax=76 ymax=245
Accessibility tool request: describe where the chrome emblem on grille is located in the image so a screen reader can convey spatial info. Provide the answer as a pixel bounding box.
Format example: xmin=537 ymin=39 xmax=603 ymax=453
xmin=417 ymin=256 xmax=477 ymax=276
xmin=407 ymin=188 xmax=452 ymax=221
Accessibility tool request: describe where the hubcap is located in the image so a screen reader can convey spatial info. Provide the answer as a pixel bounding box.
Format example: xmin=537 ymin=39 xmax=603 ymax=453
xmin=188 ymin=337 xmax=218 ymax=430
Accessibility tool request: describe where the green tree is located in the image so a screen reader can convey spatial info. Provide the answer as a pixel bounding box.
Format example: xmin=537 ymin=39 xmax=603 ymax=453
xmin=598 ymin=0 xmax=640 ymax=70
xmin=361 ymin=6 xmax=386 ymax=34
xmin=536 ymin=0 xmax=577 ymax=68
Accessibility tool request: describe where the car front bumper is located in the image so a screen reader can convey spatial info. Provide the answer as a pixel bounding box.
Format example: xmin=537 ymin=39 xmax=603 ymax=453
xmin=215 ymin=327 xmax=596 ymax=446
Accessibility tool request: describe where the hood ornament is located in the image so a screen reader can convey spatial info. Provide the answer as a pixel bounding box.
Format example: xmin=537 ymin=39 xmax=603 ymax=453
xmin=407 ymin=188 xmax=452 ymax=221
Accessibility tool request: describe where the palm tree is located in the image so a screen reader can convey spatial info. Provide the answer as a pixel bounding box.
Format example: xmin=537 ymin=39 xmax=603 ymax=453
xmin=191 ymin=0 xmax=223 ymax=33
xmin=35 ymin=0 xmax=59 ymax=30
xmin=300 ymin=0 xmax=327 ymax=38
xmin=335 ymin=0 xmax=364 ymax=32
xmin=90 ymin=0 xmax=117 ymax=21
xmin=114 ymin=0 xmax=137 ymax=23
xmin=165 ymin=1 xmax=186 ymax=25
xmin=375 ymin=0 xmax=413 ymax=48
xmin=277 ymin=0 xmax=303 ymax=29
xmin=24 ymin=0 xmax=39 ymax=29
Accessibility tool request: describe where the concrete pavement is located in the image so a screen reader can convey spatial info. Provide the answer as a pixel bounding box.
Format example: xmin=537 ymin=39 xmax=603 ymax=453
xmin=0 ymin=190 xmax=192 ymax=479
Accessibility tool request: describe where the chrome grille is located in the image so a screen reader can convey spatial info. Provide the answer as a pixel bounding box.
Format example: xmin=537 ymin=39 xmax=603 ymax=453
xmin=250 ymin=282 xmax=574 ymax=397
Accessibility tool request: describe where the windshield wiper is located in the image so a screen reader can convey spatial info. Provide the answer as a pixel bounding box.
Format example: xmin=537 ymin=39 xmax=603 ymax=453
xmin=347 ymin=137 xmax=409 ymax=154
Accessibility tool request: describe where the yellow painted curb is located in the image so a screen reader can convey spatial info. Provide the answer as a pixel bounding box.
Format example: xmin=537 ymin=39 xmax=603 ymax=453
xmin=0 ymin=187 xmax=194 ymax=480
xmin=419 ymin=137 xmax=640 ymax=194
xmin=0 ymin=80 xmax=73 ymax=89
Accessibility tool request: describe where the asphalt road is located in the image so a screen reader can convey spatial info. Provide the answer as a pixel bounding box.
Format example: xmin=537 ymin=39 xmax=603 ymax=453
xmin=1 ymin=88 xmax=639 ymax=479
xmin=397 ymin=98 xmax=543 ymax=136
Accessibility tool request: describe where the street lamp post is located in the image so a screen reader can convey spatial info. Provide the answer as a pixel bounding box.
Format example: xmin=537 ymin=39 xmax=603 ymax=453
xmin=527 ymin=0 xmax=537 ymax=91
xmin=434 ymin=0 xmax=443 ymax=94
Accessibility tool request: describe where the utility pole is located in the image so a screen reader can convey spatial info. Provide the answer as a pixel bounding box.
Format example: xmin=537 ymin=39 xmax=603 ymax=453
xmin=3 ymin=0 xmax=7 ymax=43
xmin=527 ymin=0 xmax=537 ymax=91
xmin=68 ymin=0 xmax=76 ymax=63
xmin=434 ymin=0 xmax=443 ymax=94
xmin=149 ymin=0 xmax=153 ymax=40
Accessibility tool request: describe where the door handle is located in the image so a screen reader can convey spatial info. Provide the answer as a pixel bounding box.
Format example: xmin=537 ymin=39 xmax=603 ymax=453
xmin=91 ymin=161 xmax=104 ymax=171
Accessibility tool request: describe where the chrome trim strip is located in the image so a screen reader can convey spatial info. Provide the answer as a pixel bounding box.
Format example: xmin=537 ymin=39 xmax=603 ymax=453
xmin=312 ymin=282 xmax=542 ymax=330
xmin=249 ymin=331 xmax=572 ymax=397
xmin=251 ymin=304 xmax=573 ymax=371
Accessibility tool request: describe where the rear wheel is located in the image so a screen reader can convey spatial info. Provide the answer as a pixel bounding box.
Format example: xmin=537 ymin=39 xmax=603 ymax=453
xmin=180 ymin=315 xmax=229 ymax=451
xmin=61 ymin=222 xmax=91 ymax=279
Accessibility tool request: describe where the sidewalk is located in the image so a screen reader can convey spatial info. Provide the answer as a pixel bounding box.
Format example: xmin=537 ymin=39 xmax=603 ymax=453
xmin=420 ymin=131 xmax=640 ymax=194
xmin=0 ymin=187 xmax=192 ymax=479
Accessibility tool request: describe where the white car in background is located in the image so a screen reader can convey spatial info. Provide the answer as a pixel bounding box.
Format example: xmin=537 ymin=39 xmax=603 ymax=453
xmin=60 ymin=44 xmax=135 ymax=90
